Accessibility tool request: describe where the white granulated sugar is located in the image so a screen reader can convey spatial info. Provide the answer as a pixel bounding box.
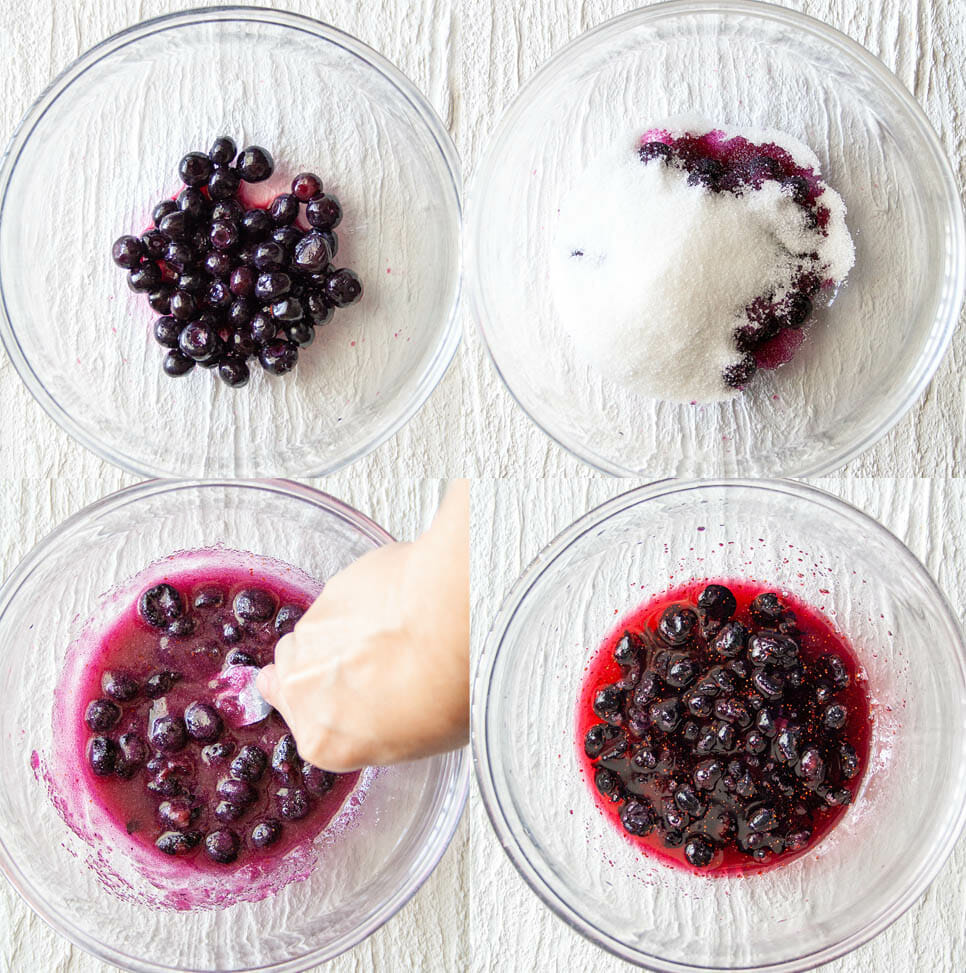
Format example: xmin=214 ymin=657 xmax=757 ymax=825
xmin=551 ymin=126 xmax=855 ymax=403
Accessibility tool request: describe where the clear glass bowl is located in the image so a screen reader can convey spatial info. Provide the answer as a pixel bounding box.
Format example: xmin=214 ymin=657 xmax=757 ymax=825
xmin=473 ymin=480 xmax=966 ymax=971
xmin=467 ymin=1 xmax=964 ymax=476
xmin=0 ymin=8 xmax=461 ymax=477
xmin=0 ymin=480 xmax=468 ymax=972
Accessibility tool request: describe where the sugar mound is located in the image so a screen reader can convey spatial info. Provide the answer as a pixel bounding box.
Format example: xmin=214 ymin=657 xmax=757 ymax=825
xmin=551 ymin=126 xmax=855 ymax=403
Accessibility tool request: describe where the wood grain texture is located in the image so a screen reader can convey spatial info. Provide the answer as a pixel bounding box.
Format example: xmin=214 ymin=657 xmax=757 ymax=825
xmin=470 ymin=477 xmax=966 ymax=972
xmin=0 ymin=473 xmax=467 ymax=973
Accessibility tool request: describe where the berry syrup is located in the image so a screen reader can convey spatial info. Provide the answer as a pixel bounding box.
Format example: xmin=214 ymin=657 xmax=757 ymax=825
xmin=576 ymin=581 xmax=873 ymax=875
xmin=71 ymin=562 xmax=359 ymax=875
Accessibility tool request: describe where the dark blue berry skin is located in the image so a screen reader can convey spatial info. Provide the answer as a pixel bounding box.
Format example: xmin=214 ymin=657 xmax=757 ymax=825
xmin=159 ymin=210 xmax=191 ymax=241
xmin=179 ymin=152 xmax=212 ymax=187
xmin=211 ymin=198 xmax=244 ymax=224
xmin=206 ymin=280 xmax=233 ymax=310
xmin=217 ymin=777 xmax=257 ymax=807
xmin=144 ymin=669 xmax=182 ymax=699
xmin=184 ymin=702 xmax=223 ymax=742
xmin=151 ymin=715 xmax=188 ymax=753
xmin=168 ymin=290 xmax=197 ymax=321
xmin=271 ymin=297 xmax=304 ymax=323
xmin=230 ymin=327 xmax=258 ymax=360
xmin=225 ymin=648 xmax=257 ymax=667
xmin=259 ymin=341 xmax=299 ymax=375
xmin=88 ymin=736 xmax=117 ymax=776
xmin=163 ymin=350 xmax=195 ymax=377
xmin=112 ymin=235 xmax=144 ymax=269
xmin=153 ymin=199 xmax=178 ymax=224
xmin=147 ymin=287 xmax=174 ymax=315
xmin=205 ymin=828 xmax=240 ymax=863
xmin=202 ymin=742 xmax=235 ymax=766
xmin=227 ymin=298 xmax=253 ymax=330
xmin=639 ymin=141 xmax=672 ymax=165
xmin=306 ymin=193 xmax=342 ymax=230
xmin=115 ymin=732 xmax=148 ymax=778
xmin=292 ymin=172 xmax=322 ymax=201
xmin=255 ymin=272 xmax=292 ymax=302
xmin=251 ymin=818 xmax=282 ymax=848
xmin=209 ymin=136 xmax=237 ymax=166
xmin=218 ymin=356 xmax=250 ymax=388
xmin=277 ymin=786 xmax=310 ymax=820
xmin=204 ymin=250 xmax=232 ymax=278
xmin=250 ymin=311 xmax=277 ymax=345
xmin=141 ymin=229 xmax=168 ymax=259
xmin=231 ymin=745 xmax=268 ymax=783
xmin=269 ymin=193 xmax=300 ymax=226
xmin=156 ymin=830 xmax=201 ymax=855
xmin=177 ymin=187 xmax=209 ymax=223
xmin=179 ymin=322 xmax=218 ymax=361
xmin=272 ymin=735 xmax=300 ymax=784
xmin=139 ymin=584 xmax=184 ymax=628
xmin=208 ymin=165 xmax=241 ymax=200
xmin=128 ymin=262 xmax=162 ymax=292
xmin=177 ymin=270 xmax=206 ymax=295
xmin=272 ymin=225 xmax=304 ymax=252
xmin=253 ymin=242 xmax=286 ymax=272
xmin=193 ymin=587 xmax=224 ymax=610
xmin=210 ymin=220 xmax=240 ymax=251
xmin=275 ymin=604 xmax=304 ymax=636
xmin=102 ymin=671 xmax=139 ymax=702
xmin=236 ymin=145 xmax=274 ymax=182
xmin=305 ymin=292 xmax=334 ymax=327
xmin=234 ymin=588 xmax=276 ymax=623
xmin=302 ymin=762 xmax=335 ymax=797
xmin=323 ymin=268 xmax=362 ymax=307
xmin=241 ymin=208 xmax=273 ymax=241
xmin=292 ymin=232 xmax=331 ymax=273
xmin=230 ymin=266 xmax=255 ymax=297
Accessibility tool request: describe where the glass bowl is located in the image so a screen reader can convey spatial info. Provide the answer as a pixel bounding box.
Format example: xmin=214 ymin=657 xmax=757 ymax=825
xmin=473 ymin=479 xmax=966 ymax=971
xmin=467 ymin=1 xmax=964 ymax=476
xmin=0 ymin=7 xmax=461 ymax=477
xmin=0 ymin=480 xmax=468 ymax=972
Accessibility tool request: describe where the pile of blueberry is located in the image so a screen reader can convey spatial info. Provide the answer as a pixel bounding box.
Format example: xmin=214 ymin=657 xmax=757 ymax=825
xmin=111 ymin=137 xmax=363 ymax=388
xmin=584 ymin=585 xmax=864 ymax=870
xmin=84 ymin=581 xmax=343 ymax=866
xmin=638 ymin=134 xmax=827 ymax=390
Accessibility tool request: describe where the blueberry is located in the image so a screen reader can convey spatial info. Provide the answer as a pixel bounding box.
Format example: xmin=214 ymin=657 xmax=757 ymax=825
xmin=657 ymin=604 xmax=698 ymax=646
xmin=584 ymin=723 xmax=619 ymax=759
xmin=750 ymin=592 xmax=784 ymax=623
xmin=112 ymin=235 xmax=144 ymax=269
xmin=272 ymin=225 xmax=304 ymax=252
xmin=648 ymin=698 xmax=682 ymax=733
xmin=714 ymin=721 xmax=736 ymax=751
xmin=156 ymin=830 xmax=201 ymax=855
xmin=292 ymin=232 xmax=331 ymax=274
xmin=205 ymin=828 xmax=240 ymax=864
xmin=224 ymin=649 xmax=258 ymax=668
xmin=169 ymin=290 xmax=197 ymax=322
xmin=259 ymin=340 xmax=299 ymax=375
xmin=211 ymin=198 xmax=244 ymax=223
xmin=781 ymin=292 xmax=812 ymax=329
xmin=202 ymin=742 xmax=235 ymax=766
xmin=139 ymin=584 xmax=184 ymax=628
xmin=687 ymin=157 xmax=725 ymax=191
xmin=272 ymin=734 xmax=299 ymax=781
xmin=158 ymin=209 xmax=191 ymax=241
xmin=115 ymin=732 xmax=148 ymax=778
xmin=210 ymin=220 xmax=240 ymax=251
xmin=147 ymin=287 xmax=174 ymax=315
xmin=179 ymin=322 xmax=218 ymax=361
xmin=594 ymin=768 xmax=620 ymax=798
xmin=269 ymin=605 xmax=303 ymax=638
xmin=684 ymin=836 xmax=714 ymax=868
xmin=775 ymin=726 xmax=801 ymax=764
xmin=277 ymin=787 xmax=310 ymax=820
xmin=798 ymin=747 xmax=825 ymax=782
xmin=305 ymin=292 xmax=334 ymax=327
xmin=666 ymin=654 xmax=697 ymax=689
xmin=217 ymin=776 xmax=257 ymax=807
xmin=323 ymin=268 xmax=362 ymax=307
xmin=291 ymin=172 xmax=322 ymax=201
xmin=208 ymin=165 xmax=241 ymax=200
xmin=204 ymin=250 xmax=233 ymax=278
xmin=695 ymin=724 xmax=718 ymax=754
xmin=748 ymin=806 xmax=778 ymax=832
xmin=231 ymin=744 xmax=268 ymax=783
xmin=141 ymin=229 xmax=168 ymax=259
xmin=153 ymin=199 xmax=178 ymax=224
xmin=697 ymin=584 xmax=737 ymax=623
xmin=255 ymin=272 xmax=291 ymax=302
xmin=209 ymin=136 xmax=237 ymax=166
xmin=101 ymin=671 xmax=139 ymax=703
xmin=694 ymin=758 xmax=723 ymax=790
xmin=127 ymin=262 xmax=163 ymax=293
xmin=305 ymin=193 xmax=342 ymax=230
xmin=674 ymin=785 xmax=703 ymax=817
xmin=744 ymin=730 xmax=766 ymax=754
xmin=268 ymin=193 xmax=300 ymax=226
xmin=663 ymin=828 xmax=685 ymax=848
xmin=151 ymin=714 xmax=188 ymax=754
xmin=85 ymin=698 xmax=121 ymax=731
xmin=233 ymin=588 xmax=276 ymax=624
xmin=685 ymin=692 xmax=712 ymax=718
xmin=179 ymin=152 xmax=212 ymax=187
xmin=206 ymin=279 xmax=233 ymax=310
xmin=714 ymin=697 xmax=750 ymax=727
xmin=221 ymin=620 xmax=245 ymax=645
xmin=752 ymin=667 xmax=785 ymax=700
xmin=88 ymin=736 xmax=117 ymax=776
xmin=236 ymin=145 xmax=274 ymax=183
xmin=158 ymin=798 xmax=198 ymax=831
xmin=619 ymin=799 xmax=655 ymax=836
xmin=183 ymin=702 xmax=223 ymax=743
xmin=144 ymin=669 xmax=182 ymax=699
xmin=166 ymin=615 xmax=196 ymax=638
xmin=823 ymin=786 xmax=852 ymax=807
xmin=271 ymin=297 xmax=305 ymax=324
xmin=251 ymin=818 xmax=282 ymax=849
xmin=218 ymin=356 xmax=250 ymax=389
xmin=177 ymin=186 xmax=209 ymax=224
xmin=838 ymin=742 xmax=860 ymax=779
xmin=712 ymin=622 xmax=747 ymax=658
xmin=723 ymin=355 xmax=757 ymax=389
xmin=214 ymin=801 xmax=245 ymax=823
xmin=300 ymin=762 xmax=334 ymax=797
xmin=823 ymin=704 xmax=848 ymax=730
xmin=822 ymin=654 xmax=850 ymax=689
xmin=638 ymin=141 xmax=672 ymax=165
xmin=227 ymin=267 xmax=254 ymax=300
xmin=756 ymin=708 xmax=777 ymax=737
xmin=781 ymin=175 xmax=810 ymax=205
xmin=592 ymin=685 xmax=623 ymax=720
xmin=237 ymin=210 xmax=270 ymax=246
xmin=784 ymin=830 xmax=811 ymax=852
xmin=633 ymin=671 xmax=661 ymax=707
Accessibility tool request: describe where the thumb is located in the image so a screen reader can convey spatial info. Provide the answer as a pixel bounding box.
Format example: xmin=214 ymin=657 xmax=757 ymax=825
xmin=256 ymin=663 xmax=280 ymax=708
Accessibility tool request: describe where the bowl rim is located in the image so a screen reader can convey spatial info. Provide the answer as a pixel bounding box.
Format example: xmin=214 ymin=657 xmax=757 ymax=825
xmin=465 ymin=0 xmax=966 ymax=477
xmin=0 ymin=5 xmax=463 ymax=478
xmin=472 ymin=477 xmax=966 ymax=972
xmin=0 ymin=477 xmax=469 ymax=973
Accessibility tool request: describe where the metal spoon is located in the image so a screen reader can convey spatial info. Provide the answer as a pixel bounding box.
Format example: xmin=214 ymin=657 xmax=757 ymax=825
xmin=208 ymin=665 xmax=273 ymax=727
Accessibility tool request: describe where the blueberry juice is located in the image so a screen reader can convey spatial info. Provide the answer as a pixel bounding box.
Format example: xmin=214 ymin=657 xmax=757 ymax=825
xmin=577 ymin=581 xmax=872 ymax=874
xmin=50 ymin=550 xmax=367 ymax=909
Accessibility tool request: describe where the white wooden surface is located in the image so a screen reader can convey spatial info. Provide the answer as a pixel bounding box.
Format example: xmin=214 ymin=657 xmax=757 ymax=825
xmin=470 ymin=477 xmax=966 ymax=973
xmin=0 ymin=474 xmax=468 ymax=973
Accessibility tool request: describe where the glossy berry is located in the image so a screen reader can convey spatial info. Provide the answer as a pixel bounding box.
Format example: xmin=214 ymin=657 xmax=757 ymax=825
xmin=233 ymin=588 xmax=276 ymax=623
xmin=157 ymin=798 xmax=197 ymax=831
xmin=163 ymin=350 xmax=195 ymax=377
xmin=269 ymin=193 xmax=300 ymax=226
xmin=210 ymin=220 xmax=240 ymax=251
xmin=102 ymin=671 xmax=139 ymax=702
xmin=128 ymin=262 xmax=163 ymax=292
xmin=251 ymin=818 xmax=282 ymax=848
xmin=619 ymin=799 xmax=655 ymax=836
xmin=275 ymin=604 xmax=304 ymax=636
xmin=218 ymin=356 xmax=250 ymax=388
xmin=156 ymin=830 xmax=201 ymax=856
xmin=302 ymin=762 xmax=335 ymax=796
xmin=231 ymin=744 xmax=268 ymax=783
xmin=277 ymin=787 xmax=310 ymax=820
xmin=658 ymin=604 xmax=697 ymax=646
xmin=292 ymin=232 xmax=330 ymax=273
xmin=151 ymin=715 xmax=188 ymax=753
xmin=225 ymin=648 xmax=257 ymax=667
xmin=236 ymin=145 xmax=274 ymax=182
xmin=241 ymin=208 xmax=273 ymax=241
xmin=305 ymin=193 xmax=342 ymax=229
xmin=292 ymin=172 xmax=322 ymax=200
xmin=323 ymin=268 xmax=362 ymax=307
xmin=184 ymin=701 xmax=223 ymax=742
xmin=112 ymin=235 xmax=144 ymax=269
xmin=204 ymin=829 xmax=240 ymax=864
xmin=259 ymin=340 xmax=299 ymax=375
xmin=255 ymin=272 xmax=291 ymax=302
xmin=684 ymin=836 xmax=714 ymax=867
xmin=139 ymin=584 xmax=184 ymax=628
xmin=698 ymin=584 xmax=737 ymax=622
xmin=179 ymin=322 xmax=218 ymax=361
xmin=217 ymin=777 xmax=257 ymax=807
xmin=88 ymin=736 xmax=117 ymax=776
xmin=144 ymin=669 xmax=182 ymax=699
xmin=116 ymin=732 xmax=148 ymax=778
xmin=272 ymin=734 xmax=299 ymax=783
xmin=209 ymin=136 xmax=237 ymax=166
xmin=179 ymin=152 xmax=212 ymax=187
xmin=208 ymin=165 xmax=241 ymax=200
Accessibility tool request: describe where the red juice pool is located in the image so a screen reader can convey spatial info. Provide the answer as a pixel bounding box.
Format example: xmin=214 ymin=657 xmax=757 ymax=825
xmin=576 ymin=580 xmax=873 ymax=875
